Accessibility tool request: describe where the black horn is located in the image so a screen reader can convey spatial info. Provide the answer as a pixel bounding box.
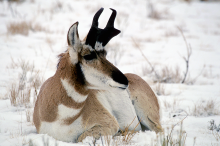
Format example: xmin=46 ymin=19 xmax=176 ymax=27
xmin=85 ymin=8 xmax=104 ymax=48
xmin=85 ymin=8 xmax=121 ymax=49
xmin=92 ymin=8 xmax=104 ymax=27
xmin=106 ymin=8 xmax=116 ymax=27
xmin=96 ymin=8 xmax=120 ymax=47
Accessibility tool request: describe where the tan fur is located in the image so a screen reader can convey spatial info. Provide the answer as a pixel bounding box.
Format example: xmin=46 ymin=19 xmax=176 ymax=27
xmin=125 ymin=73 xmax=162 ymax=133
xmin=33 ymin=52 xmax=88 ymax=132
xmin=33 ymin=50 xmax=119 ymax=141
xmin=33 ymin=21 xmax=162 ymax=143
xmin=78 ymin=91 xmax=119 ymax=141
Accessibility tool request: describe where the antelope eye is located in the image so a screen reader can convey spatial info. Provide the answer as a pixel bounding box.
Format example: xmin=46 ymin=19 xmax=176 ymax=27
xmin=83 ymin=52 xmax=97 ymax=60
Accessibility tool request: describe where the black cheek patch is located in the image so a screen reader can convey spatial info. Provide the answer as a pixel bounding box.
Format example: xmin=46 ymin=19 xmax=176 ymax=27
xmin=75 ymin=63 xmax=86 ymax=86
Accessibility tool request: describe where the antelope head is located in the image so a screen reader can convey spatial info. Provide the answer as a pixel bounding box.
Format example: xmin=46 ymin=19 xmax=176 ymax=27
xmin=66 ymin=8 xmax=128 ymax=90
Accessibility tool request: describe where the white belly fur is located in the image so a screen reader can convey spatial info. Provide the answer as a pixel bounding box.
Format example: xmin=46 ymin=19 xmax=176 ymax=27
xmin=96 ymin=89 xmax=141 ymax=131
xmin=39 ymin=90 xmax=141 ymax=142
xmin=39 ymin=104 xmax=84 ymax=142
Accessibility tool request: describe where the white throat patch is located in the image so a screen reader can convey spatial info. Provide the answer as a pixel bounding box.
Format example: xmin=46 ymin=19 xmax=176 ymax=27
xmin=61 ymin=78 xmax=87 ymax=103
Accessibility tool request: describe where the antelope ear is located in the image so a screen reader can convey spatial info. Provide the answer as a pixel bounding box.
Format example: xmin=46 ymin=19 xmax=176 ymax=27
xmin=67 ymin=22 xmax=80 ymax=47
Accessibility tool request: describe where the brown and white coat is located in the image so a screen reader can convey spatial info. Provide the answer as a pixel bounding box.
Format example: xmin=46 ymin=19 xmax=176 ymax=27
xmin=33 ymin=8 xmax=162 ymax=143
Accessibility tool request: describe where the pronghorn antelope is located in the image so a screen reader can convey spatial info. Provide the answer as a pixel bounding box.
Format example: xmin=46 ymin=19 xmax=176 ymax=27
xmin=33 ymin=8 xmax=162 ymax=143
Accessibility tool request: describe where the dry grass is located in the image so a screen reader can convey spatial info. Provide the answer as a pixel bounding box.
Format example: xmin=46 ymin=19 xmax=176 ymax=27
xmin=158 ymin=122 xmax=187 ymax=146
xmin=26 ymin=109 xmax=31 ymax=122
xmin=141 ymin=63 xmax=183 ymax=84
xmin=192 ymin=99 xmax=220 ymax=116
xmin=165 ymin=30 xmax=178 ymax=37
xmin=154 ymin=83 xmax=166 ymax=96
xmin=156 ymin=66 xmax=183 ymax=83
xmin=7 ymin=0 xmax=24 ymax=3
xmin=7 ymin=58 xmax=44 ymax=107
xmin=119 ymin=118 xmax=140 ymax=144
xmin=147 ymin=1 xmax=170 ymax=20
xmin=162 ymin=98 xmax=179 ymax=112
xmin=89 ymin=117 xmax=140 ymax=146
xmin=7 ymin=21 xmax=46 ymax=36
xmin=7 ymin=21 xmax=30 ymax=36
xmin=153 ymin=115 xmax=188 ymax=146
xmin=148 ymin=1 xmax=162 ymax=20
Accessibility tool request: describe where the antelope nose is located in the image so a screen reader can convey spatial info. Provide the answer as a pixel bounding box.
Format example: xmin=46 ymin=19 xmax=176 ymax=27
xmin=111 ymin=70 xmax=128 ymax=87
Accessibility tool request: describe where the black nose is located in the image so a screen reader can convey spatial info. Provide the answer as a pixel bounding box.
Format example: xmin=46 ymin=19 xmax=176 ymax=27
xmin=111 ymin=70 xmax=128 ymax=86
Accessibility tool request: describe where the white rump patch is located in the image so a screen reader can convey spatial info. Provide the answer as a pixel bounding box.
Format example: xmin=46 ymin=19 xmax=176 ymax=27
xmin=61 ymin=78 xmax=87 ymax=103
xmin=58 ymin=104 xmax=81 ymax=119
xmin=95 ymin=42 xmax=104 ymax=51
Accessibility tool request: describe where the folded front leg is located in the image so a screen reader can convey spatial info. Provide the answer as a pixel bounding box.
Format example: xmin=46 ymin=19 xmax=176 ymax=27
xmin=77 ymin=125 xmax=118 ymax=142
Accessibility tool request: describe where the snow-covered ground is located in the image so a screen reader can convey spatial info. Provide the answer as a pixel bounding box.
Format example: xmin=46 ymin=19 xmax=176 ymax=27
xmin=0 ymin=0 xmax=220 ymax=145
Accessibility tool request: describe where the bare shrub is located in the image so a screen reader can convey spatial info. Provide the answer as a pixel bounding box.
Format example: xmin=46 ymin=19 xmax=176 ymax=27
xmin=132 ymin=38 xmax=188 ymax=84
xmin=192 ymin=99 xmax=220 ymax=116
xmin=7 ymin=58 xmax=44 ymax=107
xmin=208 ymin=120 xmax=220 ymax=141
xmin=132 ymin=25 xmax=199 ymax=85
xmin=7 ymin=21 xmax=46 ymax=36
xmin=177 ymin=27 xmax=192 ymax=84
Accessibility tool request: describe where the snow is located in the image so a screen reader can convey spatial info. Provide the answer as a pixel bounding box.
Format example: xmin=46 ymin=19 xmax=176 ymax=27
xmin=0 ymin=0 xmax=220 ymax=145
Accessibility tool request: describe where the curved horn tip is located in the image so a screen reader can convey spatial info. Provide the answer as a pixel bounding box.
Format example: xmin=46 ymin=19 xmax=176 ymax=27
xmin=109 ymin=8 xmax=116 ymax=13
xmin=96 ymin=7 xmax=104 ymax=15
xmin=99 ymin=7 xmax=104 ymax=11
xmin=92 ymin=8 xmax=104 ymax=27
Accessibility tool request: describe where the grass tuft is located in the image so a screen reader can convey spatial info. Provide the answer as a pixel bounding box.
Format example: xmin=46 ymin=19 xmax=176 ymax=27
xmin=7 ymin=58 xmax=44 ymax=107
xmin=192 ymin=99 xmax=220 ymax=116
xmin=7 ymin=21 xmax=46 ymax=36
xmin=153 ymin=116 xmax=188 ymax=146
